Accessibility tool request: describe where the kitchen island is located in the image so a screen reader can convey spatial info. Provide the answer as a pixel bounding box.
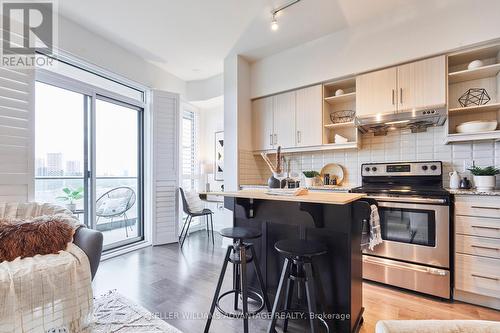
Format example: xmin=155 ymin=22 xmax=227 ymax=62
xmin=213 ymin=190 xmax=369 ymax=333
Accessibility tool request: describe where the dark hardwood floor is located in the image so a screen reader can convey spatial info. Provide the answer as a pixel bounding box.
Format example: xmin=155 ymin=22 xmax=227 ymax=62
xmin=93 ymin=231 xmax=500 ymax=333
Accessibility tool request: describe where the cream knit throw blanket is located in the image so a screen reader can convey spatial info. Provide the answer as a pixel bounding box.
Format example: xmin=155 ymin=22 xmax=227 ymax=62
xmin=0 ymin=202 xmax=92 ymax=333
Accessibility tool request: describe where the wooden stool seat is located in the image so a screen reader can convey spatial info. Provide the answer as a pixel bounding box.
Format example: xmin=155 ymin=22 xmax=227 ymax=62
xmin=219 ymin=227 xmax=262 ymax=240
xmin=275 ymin=239 xmax=327 ymax=258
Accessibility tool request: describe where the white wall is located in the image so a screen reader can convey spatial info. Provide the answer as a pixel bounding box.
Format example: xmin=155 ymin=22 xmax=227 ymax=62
xmin=250 ymin=0 xmax=500 ymax=98
xmin=198 ymin=100 xmax=224 ymax=192
xmin=58 ymin=16 xmax=187 ymax=95
xmin=186 ymin=74 xmax=224 ymax=102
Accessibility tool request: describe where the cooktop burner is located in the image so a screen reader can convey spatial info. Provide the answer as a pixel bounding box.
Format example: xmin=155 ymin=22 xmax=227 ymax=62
xmin=351 ymin=161 xmax=449 ymax=198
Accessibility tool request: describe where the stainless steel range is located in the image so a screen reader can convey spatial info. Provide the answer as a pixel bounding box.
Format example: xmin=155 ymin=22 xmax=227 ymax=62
xmin=351 ymin=161 xmax=451 ymax=299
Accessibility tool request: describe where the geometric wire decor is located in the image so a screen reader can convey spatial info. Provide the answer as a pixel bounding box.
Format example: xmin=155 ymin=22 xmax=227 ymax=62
xmin=458 ymin=88 xmax=491 ymax=107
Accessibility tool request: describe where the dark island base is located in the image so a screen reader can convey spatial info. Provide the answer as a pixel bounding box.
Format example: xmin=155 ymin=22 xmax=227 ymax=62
xmin=224 ymin=197 xmax=371 ymax=333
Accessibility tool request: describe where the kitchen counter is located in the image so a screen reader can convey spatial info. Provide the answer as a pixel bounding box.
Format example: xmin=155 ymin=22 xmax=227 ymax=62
xmin=219 ymin=191 xmax=371 ymax=332
xmin=240 ymin=184 xmax=352 ymax=192
xmin=211 ymin=190 xmax=365 ymax=205
xmin=447 ymin=188 xmax=500 ymax=196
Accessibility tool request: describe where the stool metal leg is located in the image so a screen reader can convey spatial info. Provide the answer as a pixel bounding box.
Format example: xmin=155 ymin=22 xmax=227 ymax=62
xmin=204 ymin=246 xmax=232 ymax=333
xmin=282 ymin=277 xmax=295 ymax=332
xmin=240 ymin=243 xmax=249 ymax=333
xmin=233 ymin=260 xmax=240 ymax=311
xmin=267 ymin=258 xmax=292 ymax=333
xmin=249 ymin=245 xmax=272 ymax=311
xmin=304 ymin=262 xmax=320 ymax=333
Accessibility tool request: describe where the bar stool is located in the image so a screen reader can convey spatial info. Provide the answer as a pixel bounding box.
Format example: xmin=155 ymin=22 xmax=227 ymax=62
xmin=268 ymin=239 xmax=328 ymax=333
xmin=204 ymin=227 xmax=271 ymax=333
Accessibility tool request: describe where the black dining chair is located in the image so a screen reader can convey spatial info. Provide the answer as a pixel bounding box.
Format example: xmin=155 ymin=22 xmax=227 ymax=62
xmin=179 ymin=187 xmax=214 ymax=248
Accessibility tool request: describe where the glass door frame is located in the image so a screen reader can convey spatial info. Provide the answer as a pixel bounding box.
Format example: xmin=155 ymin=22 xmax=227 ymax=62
xmin=35 ymin=69 xmax=147 ymax=251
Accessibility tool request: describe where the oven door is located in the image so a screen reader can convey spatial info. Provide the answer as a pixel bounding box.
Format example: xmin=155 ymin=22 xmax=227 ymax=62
xmin=363 ymin=197 xmax=449 ymax=268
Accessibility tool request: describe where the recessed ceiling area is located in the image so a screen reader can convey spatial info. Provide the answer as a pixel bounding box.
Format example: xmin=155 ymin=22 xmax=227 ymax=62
xmin=58 ymin=0 xmax=456 ymax=81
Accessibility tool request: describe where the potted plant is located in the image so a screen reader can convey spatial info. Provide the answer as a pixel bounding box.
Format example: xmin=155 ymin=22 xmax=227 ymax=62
xmin=57 ymin=187 xmax=84 ymax=212
xmin=303 ymin=171 xmax=319 ymax=187
xmin=467 ymin=165 xmax=499 ymax=191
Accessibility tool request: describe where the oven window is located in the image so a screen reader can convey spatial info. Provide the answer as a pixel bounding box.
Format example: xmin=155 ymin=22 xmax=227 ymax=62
xmin=379 ymin=208 xmax=436 ymax=247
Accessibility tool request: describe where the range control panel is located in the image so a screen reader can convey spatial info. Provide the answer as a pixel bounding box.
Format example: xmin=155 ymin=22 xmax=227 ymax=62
xmin=361 ymin=161 xmax=442 ymax=177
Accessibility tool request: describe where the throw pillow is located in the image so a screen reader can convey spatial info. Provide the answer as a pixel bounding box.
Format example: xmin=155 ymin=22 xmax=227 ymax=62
xmin=0 ymin=215 xmax=75 ymax=262
xmin=185 ymin=191 xmax=205 ymax=213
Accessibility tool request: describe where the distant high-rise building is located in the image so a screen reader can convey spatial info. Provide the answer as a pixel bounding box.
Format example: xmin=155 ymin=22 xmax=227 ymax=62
xmin=65 ymin=160 xmax=81 ymax=176
xmin=35 ymin=158 xmax=47 ymax=176
xmin=46 ymin=153 xmax=63 ymax=176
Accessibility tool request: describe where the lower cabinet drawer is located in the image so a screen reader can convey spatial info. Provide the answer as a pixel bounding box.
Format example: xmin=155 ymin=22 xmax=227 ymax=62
xmin=455 ymin=196 xmax=500 ymax=219
xmin=455 ymin=253 xmax=500 ymax=298
xmin=456 ymin=234 xmax=500 ymax=259
xmin=455 ymin=215 xmax=500 ymax=239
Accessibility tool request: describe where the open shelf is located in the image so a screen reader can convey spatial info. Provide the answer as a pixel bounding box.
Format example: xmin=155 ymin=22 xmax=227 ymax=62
xmin=324 ymin=121 xmax=356 ymax=129
xmin=449 ymin=102 xmax=500 ymax=114
xmin=324 ymin=92 xmax=356 ymax=105
xmin=445 ymin=130 xmax=500 ymax=143
xmin=448 ymin=63 xmax=500 ymax=83
xmin=446 ymin=42 xmax=500 ymax=144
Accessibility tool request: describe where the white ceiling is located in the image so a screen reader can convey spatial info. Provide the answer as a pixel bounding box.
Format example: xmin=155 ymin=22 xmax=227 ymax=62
xmin=58 ymin=0 xmax=455 ymax=81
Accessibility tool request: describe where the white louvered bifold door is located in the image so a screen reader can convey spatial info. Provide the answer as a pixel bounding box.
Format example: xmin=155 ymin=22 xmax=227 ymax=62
xmin=0 ymin=67 xmax=34 ymax=202
xmin=151 ymin=90 xmax=180 ymax=245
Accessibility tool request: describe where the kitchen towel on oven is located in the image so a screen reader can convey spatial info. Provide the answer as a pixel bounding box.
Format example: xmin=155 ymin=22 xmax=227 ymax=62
xmin=361 ymin=205 xmax=383 ymax=251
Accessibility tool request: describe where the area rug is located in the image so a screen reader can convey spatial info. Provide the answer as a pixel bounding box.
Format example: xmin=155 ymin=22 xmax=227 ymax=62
xmin=92 ymin=291 xmax=182 ymax=333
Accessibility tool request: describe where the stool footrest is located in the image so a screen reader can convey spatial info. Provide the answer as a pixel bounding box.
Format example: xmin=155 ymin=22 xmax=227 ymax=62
xmin=216 ymin=289 xmax=266 ymax=318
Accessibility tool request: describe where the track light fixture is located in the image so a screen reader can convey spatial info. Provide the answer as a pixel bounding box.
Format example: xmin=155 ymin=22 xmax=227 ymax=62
xmin=270 ymin=0 xmax=302 ymax=31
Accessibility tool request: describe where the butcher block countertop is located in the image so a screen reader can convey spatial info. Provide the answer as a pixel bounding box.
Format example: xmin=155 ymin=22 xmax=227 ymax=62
xmin=210 ymin=190 xmax=366 ymax=205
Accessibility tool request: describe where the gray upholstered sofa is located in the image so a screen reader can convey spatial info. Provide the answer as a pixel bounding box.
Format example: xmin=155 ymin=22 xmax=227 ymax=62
xmin=0 ymin=202 xmax=103 ymax=280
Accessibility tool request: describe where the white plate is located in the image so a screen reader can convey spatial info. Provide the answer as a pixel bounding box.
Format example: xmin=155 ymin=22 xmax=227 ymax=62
xmin=320 ymin=163 xmax=344 ymax=185
xmin=456 ymin=120 xmax=498 ymax=133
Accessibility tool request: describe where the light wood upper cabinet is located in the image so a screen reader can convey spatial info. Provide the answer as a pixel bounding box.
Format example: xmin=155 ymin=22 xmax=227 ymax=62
xmin=356 ymin=67 xmax=398 ymax=117
xmin=356 ymin=56 xmax=446 ymax=117
xmin=252 ymin=97 xmax=274 ymax=151
xmin=295 ymin=85 xmax=323 ymax=147
xmin=397 ymin=55 xmax=446 ymax=112
xmin=273 ymin=91 xmax=296 ymax=148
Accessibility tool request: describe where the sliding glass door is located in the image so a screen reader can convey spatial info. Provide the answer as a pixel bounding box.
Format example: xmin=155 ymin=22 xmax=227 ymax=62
xmin=35 ymin=79 xmax=144 ymax=251
xmin=95 ymin=97 xmax=143 ymax=248
xmin=35 ymin=82 xmax=89 ymax=226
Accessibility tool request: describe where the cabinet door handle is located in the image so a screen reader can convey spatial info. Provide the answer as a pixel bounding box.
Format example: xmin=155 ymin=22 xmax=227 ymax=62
xmin=392 ymin=89 xmax=395 ymax=105
xmin=471 ymin=245 xmax=499 ymax=251
xmin=472 ymin=225 xmax=500 ymax=230
xmin=273 ymin=134 xmax=277 ymax=145
xmin=270 ymin=134 xmax=273 ymax=146
xmin=400 ymin=88 xmax=403 ymax=104
xmin=471 ymin=274 xmax=499 ymax=281
xmin=297 ymin=130 xmax=301 ymax=143
xmin=471 ymin=205 xmax=500 ymax=210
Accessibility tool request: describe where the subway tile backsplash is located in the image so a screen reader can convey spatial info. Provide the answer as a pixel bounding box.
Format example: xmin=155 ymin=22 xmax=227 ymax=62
xmin=239 ymin=126 xmax=500 ymax=188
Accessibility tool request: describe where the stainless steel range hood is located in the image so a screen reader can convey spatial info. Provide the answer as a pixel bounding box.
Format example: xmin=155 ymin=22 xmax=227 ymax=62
xmin=357 ymin=108 xmax=447 ymax=135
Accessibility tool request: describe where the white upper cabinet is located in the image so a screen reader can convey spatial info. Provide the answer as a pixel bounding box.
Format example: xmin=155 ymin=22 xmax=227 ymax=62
xmin=252 ymin=97 xmax=274 ymax=151
xmin=356 ymin=56 xmax=446 ymax=117
xmin=273 ymin=91 xmax=296 ymax=148
xmin=397 ymin=55 xmax=446 ymax=112
xmin=295 ymin=85 xmax=323 ymax=147
xmin=356 ymin=67 xmax=398 ymax=117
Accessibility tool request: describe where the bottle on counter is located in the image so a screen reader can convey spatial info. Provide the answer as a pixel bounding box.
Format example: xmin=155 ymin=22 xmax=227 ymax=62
xmin=459 ymin=177 xmax=472 ymax=189
xmin=323 ymin=174 xmax=330 ymax=186
xmin=449 ymin=170 xmax=461 ymax=189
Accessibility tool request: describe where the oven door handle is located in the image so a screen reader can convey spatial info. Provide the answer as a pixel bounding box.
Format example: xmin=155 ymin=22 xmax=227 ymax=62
xmin=366 ymin=195 xmax=447 ymax=204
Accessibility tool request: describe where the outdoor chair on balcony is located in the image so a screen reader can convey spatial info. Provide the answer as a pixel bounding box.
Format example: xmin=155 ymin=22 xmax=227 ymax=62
xmin=96 ymin=187 xmax=136 ymax=237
